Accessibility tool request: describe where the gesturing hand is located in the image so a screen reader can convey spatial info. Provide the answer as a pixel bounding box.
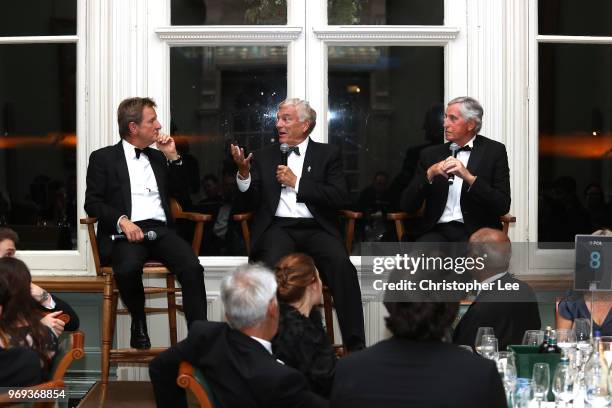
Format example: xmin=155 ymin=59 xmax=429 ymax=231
xmin=230 ymin=144 xmax=253 ymax=179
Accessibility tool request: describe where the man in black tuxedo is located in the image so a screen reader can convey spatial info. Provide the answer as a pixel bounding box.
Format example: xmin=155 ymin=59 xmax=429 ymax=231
xmin=84 ymin=97 xmax=206 ymax=349
xmin=149 ymin=264 xmax=328 ymax=408
xmin=453 ymin=228 xmax=541 ymax=350
xmin=401 ymin=96 xmax=511 ymax=242
xmin=331 ymin=277 xmax=506 ymax=408
xmin=229 ymin=98 xmax=365 ymax=351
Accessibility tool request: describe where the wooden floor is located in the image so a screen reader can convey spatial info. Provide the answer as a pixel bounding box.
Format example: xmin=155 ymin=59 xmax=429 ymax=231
xmin=77 ymin=381 xmax=199 ymax=407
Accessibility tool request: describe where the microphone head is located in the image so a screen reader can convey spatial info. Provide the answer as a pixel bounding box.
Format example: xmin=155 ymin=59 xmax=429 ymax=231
xmin=280 ymin=143 xmax=290 ymax=154
xmin=449 ymin=142 xmax=459 ymax=153
xmin=146 ymin=230 xmax=158 ymax=241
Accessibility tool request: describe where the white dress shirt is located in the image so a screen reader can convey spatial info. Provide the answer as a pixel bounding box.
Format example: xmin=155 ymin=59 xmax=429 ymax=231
xmin=236 ymin=138 xmax=314 ymax=218
xmin=117 ymin=140 xmax=166 ymax=229
xmin=438 ymin=136 xmax=476 ymax=224
xmin=250 ymin=335 xmax=273 ymax=355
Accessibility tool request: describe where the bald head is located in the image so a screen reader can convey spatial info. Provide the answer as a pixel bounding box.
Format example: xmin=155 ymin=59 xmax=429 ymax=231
xmin=468 ymin=228 xmax=511 ymax=277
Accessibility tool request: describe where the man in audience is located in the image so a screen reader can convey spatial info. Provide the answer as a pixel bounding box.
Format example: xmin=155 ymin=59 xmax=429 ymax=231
xmin=230 ymin=98 xmax=365 ymax=351
xmin=453 ymin=228 xmax=541 ymax=350
xmin=149 ymin=263 xmax=328 ymax=408
xmin=331 ymin=268 xmax=506 ymax=408
xmin=0 ymin=227 xmax=79 ymax=332
xmin=401 ymin=96 xmax=511 ymax=242
xmin=84 ymin=97 xmax=206 ymax=349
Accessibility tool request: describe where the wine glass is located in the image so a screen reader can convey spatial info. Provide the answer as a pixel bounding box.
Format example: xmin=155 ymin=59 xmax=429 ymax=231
xmin=552 ymin=360 xmax=575 ymax=406
xmin=532 ymin=362 xmax=550 ymax=404
xmin=496 ymin=351 xmax=517 ymax=406
xmin=522 ymin=330 xmax=544 ymax=346
xmin=478 ymin=335 xmax=498 ymax=360
xmin=574 ymin=318 xmax=593 ymax=366
xmin=474 ymin=327 xmax=495 ymax=352
xmin=556 ymin=329 xmax=577 ymax=351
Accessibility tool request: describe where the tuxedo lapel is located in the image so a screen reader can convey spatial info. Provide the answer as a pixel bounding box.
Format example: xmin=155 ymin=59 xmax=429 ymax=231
xmin=113 ymin=142 xmax=132 ymax=217
xmin=465 ymin=135 xmax=484 ymax=178
xmin=301 ymin=139 xmax=316 ymax=180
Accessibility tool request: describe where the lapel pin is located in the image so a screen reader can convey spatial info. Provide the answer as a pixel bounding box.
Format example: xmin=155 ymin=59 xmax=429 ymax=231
xmin=308 ymin=166 xmax=312 ymax=172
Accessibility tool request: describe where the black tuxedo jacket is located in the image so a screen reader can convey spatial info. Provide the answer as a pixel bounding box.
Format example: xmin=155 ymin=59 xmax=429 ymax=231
xmin=331 ymin=337 xmax=506 ymax=408
xmin=453 ymin=274 xmax=542 ymax=351
xmin=172 ymin=321 xmax=327 ymax=408
xmin=84 ymin=141 xmax=189 ymax=263
xmin=237 ymin=140 xmax=349 ymax=250
xmin=401 ymin=135 xmax=511 ymax=237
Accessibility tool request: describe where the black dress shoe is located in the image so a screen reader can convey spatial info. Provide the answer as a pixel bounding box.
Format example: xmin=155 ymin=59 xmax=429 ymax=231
xmin=130 ymin=318 xmax=151 ymax=350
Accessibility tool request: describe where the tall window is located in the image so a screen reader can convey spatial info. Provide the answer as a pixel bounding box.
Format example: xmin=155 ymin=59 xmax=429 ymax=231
xmin=537 ymin=0 xmax=612 ymax=246
xmin=0 ymin=0 xmax=78 ymax=250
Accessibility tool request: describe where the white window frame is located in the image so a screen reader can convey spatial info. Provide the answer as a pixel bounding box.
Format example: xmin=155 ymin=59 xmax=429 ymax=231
xmin=146 ymin=0 xmax=466 ymax=272
xmin=1 ymin=0 xmax=87 ymax=274
xmin=527 ymin=0 xmax=612 ymax=274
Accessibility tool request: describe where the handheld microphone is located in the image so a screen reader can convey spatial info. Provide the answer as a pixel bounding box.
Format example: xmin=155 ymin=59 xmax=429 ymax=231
xmin=279 ymin=143 xmax=290 ymax=188
xmin=448 ymin=143 xmax=460 ymax=185
xmin=280 ymin=143 xmax=290 ymax=166
xmin=111 ymin=230 xmax=158 ymax=241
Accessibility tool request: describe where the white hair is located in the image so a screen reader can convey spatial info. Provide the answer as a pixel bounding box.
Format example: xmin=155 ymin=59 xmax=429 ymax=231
xmin=221 ymin=263 xmax=277 ymax=330
xmin=278 ymin=98 xmax=317 ymax=135
xmin=448 ymin=96 xmax=484 ymax=134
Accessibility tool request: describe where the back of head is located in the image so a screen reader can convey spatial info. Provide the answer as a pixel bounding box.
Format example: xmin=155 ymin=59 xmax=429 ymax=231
xmin=221 ymin=263 xmax=277 ymax=330
xmin=274 ymin=253 xmax=317 ymax=304
xmin=0 ymin=273 xmax=8 ymax=312
xmin=117 ymin=97 xmax=157 ymax=138
xmin=0 ymin=227 xmax=18 ymax=258
xmin=468 ymin=228 xmax=511 ymax=273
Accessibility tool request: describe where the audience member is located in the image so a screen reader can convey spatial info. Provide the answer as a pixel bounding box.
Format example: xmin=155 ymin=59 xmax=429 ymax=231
xmin=273 ymin=253 xmax=336 ymax=397
xmin=0 ymin=227 xmax=79 ymax=331
xmin=331 ymin=267 xmax=506 ymax=408
xmin=0 ymin=257 xmax=59 ymax=379
xmin=0 ymin=274 xmax=43 ymax=387
xmin=452 ymin=228 xmax=541 ymax=350
xmin=149 ymin=263 xmax=328 ymax=408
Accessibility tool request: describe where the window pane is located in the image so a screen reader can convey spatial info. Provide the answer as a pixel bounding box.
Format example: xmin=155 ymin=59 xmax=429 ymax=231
xmin=170 ymin=46 xmax=287 ymax=255
xmin=0 ymin=0 xmax=76 ymax=36
xmin=328 ymin=0 xmax=443 ymax=25
xmin=538 ymin=44 xmax=612 ymax=245
xmin=0 ymin=44 xmax=77 ymax=250
xmin=539 ymin=0 xmax=612 ymax=37
xmin=328 ymin=46 xmax=444 ymax=249
xmin=172 ymin=0 xmax=287 ymax=25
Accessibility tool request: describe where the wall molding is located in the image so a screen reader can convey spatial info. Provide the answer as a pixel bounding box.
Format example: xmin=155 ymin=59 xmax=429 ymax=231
xmin=155 ymin=26 xmax=302 ymax=45
xmin=313 ymin=26 xmax=459 ymax=44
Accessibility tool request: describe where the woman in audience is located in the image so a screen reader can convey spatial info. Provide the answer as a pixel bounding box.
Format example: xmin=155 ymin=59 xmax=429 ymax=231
xmin=272 ymin=253 xmax=336 ymax=397
xmin=0 ymin=274 xmax=44 ymax=386
xmin=0 ymin=257 xmax=59 ymax=379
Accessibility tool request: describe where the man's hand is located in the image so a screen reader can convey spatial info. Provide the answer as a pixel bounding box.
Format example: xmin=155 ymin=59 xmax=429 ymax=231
xmin=119 ymin=218 xmax=144 ymax=242
xmin=442 ymin=157 xmax=476 ymax=185
xmin=276 ymin=165 xmax=297 ymax=188
xmin=156 ymin=133 xmax=179 ymax=161
xmin=426 ymin=160 xmax=449 ymax=182
xmin=230 ymin=144 xmax=253 ymax=179
xmin=41 ymin=311 xmax=65 ymax=337
xmin=30 ymin=283 xmax=52 ymax=308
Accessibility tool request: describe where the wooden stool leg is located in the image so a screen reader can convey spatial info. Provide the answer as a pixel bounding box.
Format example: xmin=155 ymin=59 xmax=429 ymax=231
xmin=166 ymin=274 xmax=178 ymax=346
xmin=101 ymin=273 xmax=114 ymax=384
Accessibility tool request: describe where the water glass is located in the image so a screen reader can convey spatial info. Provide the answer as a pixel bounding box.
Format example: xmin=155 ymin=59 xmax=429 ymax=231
xmin=497 ymin=352 xmax=517 ymax=406
xmin=522 ymin=330 xmax=544 ymax=346
xmin=557 ymin=328 xmax=577 ymax=350
xmin=478 ymin=335 xmax=498 ymax=360
xmin=513 ymin=378 xmax=534 ymax=408
xmin=552 ymin=362 xmax=575 ymax=405
xmin=532 ymin=362 xmax=550 ymax=402
xmin=475 ymin=327 xmax=495 ymax=352
xmin=573 ymin=318 xmax=592 ymax=342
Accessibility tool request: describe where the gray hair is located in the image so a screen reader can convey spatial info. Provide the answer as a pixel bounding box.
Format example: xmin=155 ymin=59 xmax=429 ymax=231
xmin=447 ymin=96 xmax=483 ymax=134
xmin=220 ymin=263 xmax=278 ymax=330
xmin=278 ymin=98 xmax=317 ymax=135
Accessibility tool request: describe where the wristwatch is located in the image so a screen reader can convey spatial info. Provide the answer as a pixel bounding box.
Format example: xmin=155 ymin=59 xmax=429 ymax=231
xmin=39 ymin=290 xmax=50 ymax=303
xmin=168 ymin=155 xmax=183 ymax=166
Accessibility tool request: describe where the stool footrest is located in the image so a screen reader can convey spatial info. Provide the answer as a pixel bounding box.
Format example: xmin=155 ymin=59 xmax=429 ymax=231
xmin=109 ymin=347 xmax=167 ymax=363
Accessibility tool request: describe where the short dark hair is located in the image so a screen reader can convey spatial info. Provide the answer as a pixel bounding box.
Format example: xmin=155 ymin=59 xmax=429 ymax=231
xmin=117 ymin=97 xmax=157 ymax=138
xmin=0 ymin=227 xmax=18 ymax=245
xmin=0 ymin=274 xmax=8 ymax=309
xmin=384 ymin=301 xmax=458 ymax=341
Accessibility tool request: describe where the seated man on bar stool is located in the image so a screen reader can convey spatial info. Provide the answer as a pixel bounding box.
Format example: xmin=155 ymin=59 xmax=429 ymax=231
xmin=84 ymin=97 xmax=207 ymax=349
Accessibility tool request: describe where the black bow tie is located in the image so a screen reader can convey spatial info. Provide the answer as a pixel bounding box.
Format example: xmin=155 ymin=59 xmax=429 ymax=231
xmin=134 ymin=147 xmax=151 ymax=159
xmin=287 ymin=146 xmax=300 ymax=156
xmin=458 ymin=145 xmax=472 ymax=152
